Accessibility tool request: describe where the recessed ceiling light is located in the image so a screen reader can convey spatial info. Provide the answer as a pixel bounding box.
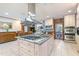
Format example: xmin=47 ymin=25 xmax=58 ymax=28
xmin=47 ymin=16 xmax=50 ymax=18
xmin=68 ymin=10 xmax=72 ymax=13
xmin=28 ymin=11 xmax=31 ymax=15
xmin=5 ymin=12 xmax=9 ymax=15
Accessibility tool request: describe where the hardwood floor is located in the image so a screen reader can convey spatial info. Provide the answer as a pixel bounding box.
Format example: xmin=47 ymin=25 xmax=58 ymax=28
xmin=0 ymin=39 xmax=79 ymax=56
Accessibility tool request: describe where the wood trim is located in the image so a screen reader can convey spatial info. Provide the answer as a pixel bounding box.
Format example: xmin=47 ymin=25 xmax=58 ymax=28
xmin=54 ymin=18 xmax=64 ymax=40
xmin=21 ymin=24 xmax=24 ymax=32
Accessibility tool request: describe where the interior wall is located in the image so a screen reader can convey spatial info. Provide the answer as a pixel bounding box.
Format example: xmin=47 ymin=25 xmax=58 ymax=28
xmin=12 ymin=20 xmax=21 ymax=31
xmin=0 ymin=17 xmax=17 ymax=32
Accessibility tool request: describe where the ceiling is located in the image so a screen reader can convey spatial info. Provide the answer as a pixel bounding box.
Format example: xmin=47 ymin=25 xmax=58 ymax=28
xmin=0 ymin=3 xmax=77 ymax=22
xmin=0 ymin=3 xmax=28 ymax=19
xmin=36 ymin=3 xmax=77 ymax=21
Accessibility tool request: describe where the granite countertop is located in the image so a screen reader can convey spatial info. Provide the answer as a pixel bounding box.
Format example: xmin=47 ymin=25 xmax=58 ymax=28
xmin=16 ymin=34 xmax=51 ymax=45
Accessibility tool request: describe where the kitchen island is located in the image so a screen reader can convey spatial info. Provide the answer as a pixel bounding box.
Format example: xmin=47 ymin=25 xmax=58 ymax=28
xmin=17 ymin=34 xmax=54 ymax=56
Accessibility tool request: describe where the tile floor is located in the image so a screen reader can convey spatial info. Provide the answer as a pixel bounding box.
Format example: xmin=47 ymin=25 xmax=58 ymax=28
xmin=0 ymin=40 xmax=19 ymax=56
xmin=0 ymin=39 xmax=79 ymax=56
xmin=51 ymin=40 xmax=79 ymax=56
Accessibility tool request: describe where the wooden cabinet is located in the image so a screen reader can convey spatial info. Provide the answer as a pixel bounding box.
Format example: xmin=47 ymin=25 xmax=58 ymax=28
xmin=17 ymin=31 xmax=32 ymax=36
xmin=0 ymin=32 xmax=16 ymax=43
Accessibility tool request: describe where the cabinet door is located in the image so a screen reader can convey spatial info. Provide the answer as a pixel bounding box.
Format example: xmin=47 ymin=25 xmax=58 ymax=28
xmin=69 ymin=15 xmax=75 ymax=26
xmin=40 ymin=40 xmax=48 ymax=56
xmin=18 ymin=40 xmax=34 ymax=56
xmin=35 ymin=44 xmax=40 ymax=56
xmin=20 ymin=47 xmax=34 ymax=56
xmin=64 ymin=15 xmax=75 ymax=27
xmin=47 ymin=37 xmax=54 ymax=55
xmin=35 ymin=37 xmax=54 ymax=56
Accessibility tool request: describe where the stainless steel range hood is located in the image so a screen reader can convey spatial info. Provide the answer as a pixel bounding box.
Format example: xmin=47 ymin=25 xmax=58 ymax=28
xmin=21 ymin=17 xmax=42 ymax=26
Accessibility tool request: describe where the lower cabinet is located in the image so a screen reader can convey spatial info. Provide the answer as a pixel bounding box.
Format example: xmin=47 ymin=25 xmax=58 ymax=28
xmin=47 ymin=36 xmax=54 ymax=55
xmin=35 ymin=36 xmax=54 ymax=56
xmin=18 ymin=37 xmax=54 ymax=56
xmin=18 ymin=40 xmax=34 ymax=56
xmin=34 ymin=40 xmax=48 ymax=56
xmin=0 ymin=32 xmax=16 ymax=43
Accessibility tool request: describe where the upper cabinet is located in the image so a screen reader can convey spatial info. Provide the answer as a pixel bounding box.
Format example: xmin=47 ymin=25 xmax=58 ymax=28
xmin=44 ymin=18 xmax=54 ymax=31
xmin=45 ymin=18 xmax=53 ymax=26
xmin=64 ymin=14 xmax=76 ymax=27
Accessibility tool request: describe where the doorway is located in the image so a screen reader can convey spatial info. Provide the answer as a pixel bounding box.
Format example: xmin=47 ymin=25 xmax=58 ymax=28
xmin=54 ymin=18 xmax=64 ymax=40
xmin=55 ymin=24 xmax=63 ymax=39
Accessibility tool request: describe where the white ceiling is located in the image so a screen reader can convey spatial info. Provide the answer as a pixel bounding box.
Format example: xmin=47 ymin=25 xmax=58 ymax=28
xmin=0 ymin=3 xmax=77 ymax=22
xmin=0 ymin=3 xmax=28 ymax=19
xmin=36 ymin=3 xmax=77 ymax=21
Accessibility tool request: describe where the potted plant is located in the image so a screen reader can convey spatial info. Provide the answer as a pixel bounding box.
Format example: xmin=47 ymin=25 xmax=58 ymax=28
xmin=3 ymin=24 xmax=9 ymax=32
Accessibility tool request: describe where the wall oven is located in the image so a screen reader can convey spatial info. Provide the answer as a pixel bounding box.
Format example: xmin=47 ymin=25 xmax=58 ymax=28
xmin=64 ymin=34 xmax=75 ymax=40
xmin=64 ymin=27 xmax=75 ymax=34
xmin=64 ymin=26 xmax=75 ymax=40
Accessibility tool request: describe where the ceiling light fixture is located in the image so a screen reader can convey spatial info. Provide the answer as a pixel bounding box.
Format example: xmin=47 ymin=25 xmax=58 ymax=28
xmin=5 ymin=12 xmax=9 ymax=15
xmin=47 ymin=16 xmax=49 ymax=18
xmin=68 ymin=10 xmax=72 ymax=13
